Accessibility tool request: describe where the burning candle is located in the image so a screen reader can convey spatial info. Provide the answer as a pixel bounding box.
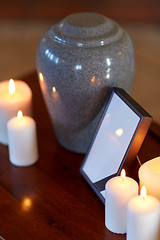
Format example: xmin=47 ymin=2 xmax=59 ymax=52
xmin=7 ymin=110 xmax=38 ymax=167
xmin=105 ymin=169 xmax=138 ymax=234
xmin=139 ymin=157 xmax=160 ymax=200
xmin=0 ymin=79 xmax=32 ymax=145
xmin=127 ymin=186 xmax=160 ymax=240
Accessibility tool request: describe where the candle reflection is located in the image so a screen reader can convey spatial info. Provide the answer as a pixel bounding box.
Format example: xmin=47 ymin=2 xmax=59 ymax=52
xmin=97 ymin=78 xmax=101 ymax=85
xmin=52 ymin=87 xmax=56 ymax=93
xmin=106 ymin=113 xmax=110 ymax=119
xmin=90 ymin=76 xmax=101 ymax=86
xmin=115 ymin=128 xmax=123 ymax=137
xmin=39 ymin=73 xmax=46 ymax=94
xmin=91 ymin=76 xmax=95 ymax=83
xmin=22 ymin=197 xmax=32 ymax=211
xmin=39 ymin=73 xmax=44 ymax=82
xmin=52 ymin=86 xmax=59 ymax=101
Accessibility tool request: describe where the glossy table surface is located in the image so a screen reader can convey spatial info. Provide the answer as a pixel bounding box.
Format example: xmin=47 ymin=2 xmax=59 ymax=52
xmin=0 ymin=71 xmax=160 ymax=240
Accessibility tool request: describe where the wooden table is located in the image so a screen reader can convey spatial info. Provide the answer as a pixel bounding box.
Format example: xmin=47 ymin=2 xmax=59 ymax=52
xmin=0 ymin=71 xmax=160 ymax=240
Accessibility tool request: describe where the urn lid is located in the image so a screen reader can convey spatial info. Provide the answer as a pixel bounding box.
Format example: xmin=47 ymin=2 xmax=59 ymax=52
xmin=49 ymin=12 xmax=123 ymax=47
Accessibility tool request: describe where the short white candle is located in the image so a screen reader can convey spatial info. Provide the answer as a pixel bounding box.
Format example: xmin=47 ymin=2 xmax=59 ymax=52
xmin=127 ymin=186 xmax=160 ymax=240
xmin=0 ymin=79 xmax=32 ymax=145
xmin=7 ymin=110 xmax=38 ymax=167
xmin=105 ymin=169 xmax=138 ymax=234
xmin=139 ymin=157 xmax=160 ymax=200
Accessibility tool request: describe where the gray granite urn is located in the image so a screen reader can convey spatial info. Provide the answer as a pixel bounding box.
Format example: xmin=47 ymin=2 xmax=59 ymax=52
xmin=37 ymin=12 xmax=135 ymax=154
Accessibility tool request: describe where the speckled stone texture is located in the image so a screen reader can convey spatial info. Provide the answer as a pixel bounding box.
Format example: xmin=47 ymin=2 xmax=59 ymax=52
xmin=37 ymin=12 xmax=135 ymax=154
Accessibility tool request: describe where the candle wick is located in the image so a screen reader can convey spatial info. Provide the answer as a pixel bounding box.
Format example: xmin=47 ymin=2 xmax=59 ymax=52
xmin=121 ymin=176 xmax=125 ymax=182
xmin=143 ymin=196 xmax=146 ymax=201
xmin=136 ymin=155 xmax=142 ymax=166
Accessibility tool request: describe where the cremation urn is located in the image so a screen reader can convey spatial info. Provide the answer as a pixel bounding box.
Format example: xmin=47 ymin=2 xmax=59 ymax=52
xmin=37 ymin=12 xmax=135 ymax=153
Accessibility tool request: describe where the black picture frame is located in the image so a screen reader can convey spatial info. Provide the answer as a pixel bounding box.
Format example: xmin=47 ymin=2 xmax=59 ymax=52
xmin=80 ymin=87 xmax=152 ymax=204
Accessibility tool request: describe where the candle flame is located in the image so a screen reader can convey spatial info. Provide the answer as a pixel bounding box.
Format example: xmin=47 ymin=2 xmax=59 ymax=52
xmin=17 ymin=110 xmax=23 ymax=119
xmin=141 ymin=186 xmax=147 ymax=198
xmin=52 ymin=86 xmax=56 ymax=93
xmin=121 ymin=169 xmax=126 ymax=179
xmin=9 ymin=79 xmax=15 ymax=95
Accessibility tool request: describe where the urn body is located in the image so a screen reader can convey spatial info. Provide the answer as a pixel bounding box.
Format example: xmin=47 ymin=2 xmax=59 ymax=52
xmin=37 ymin=13 xmax=135 ymax=153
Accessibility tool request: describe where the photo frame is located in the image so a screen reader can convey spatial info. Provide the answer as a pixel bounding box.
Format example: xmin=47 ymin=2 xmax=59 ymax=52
xmin=80 ymin=87 xmax=152 ymax=204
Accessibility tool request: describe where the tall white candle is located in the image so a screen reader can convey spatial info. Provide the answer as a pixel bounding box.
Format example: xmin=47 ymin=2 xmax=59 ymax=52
xmin=105 ymin=169 xmax=138 ymax=234
xmin=139 ymin=157 xmax=160 ymax=200
xmin=0 ymin=79 xmax=32 ymax=145
xmin=7 ymin=110 xmax=38 ymax=167
xmin=127 ymin=186 xmax=160 ymax=240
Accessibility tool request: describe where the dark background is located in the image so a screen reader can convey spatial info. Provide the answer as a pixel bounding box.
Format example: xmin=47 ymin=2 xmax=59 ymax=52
xmin=0 ymin=0 xmax=160 ymax=21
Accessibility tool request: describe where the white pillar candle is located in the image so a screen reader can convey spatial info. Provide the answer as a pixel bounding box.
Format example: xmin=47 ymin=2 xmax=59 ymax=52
xmin=0 ymin=79 xmax=32 ymax=145
xmin=7 ymin=110 xmax=38 ymax=167
xmin=139 ymin=157 xmax=160 ymax=200
xmin=105 ymin=169 xmax=138 ymax=234
xmin=127 ymin=186 xmax=160 ymax=240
